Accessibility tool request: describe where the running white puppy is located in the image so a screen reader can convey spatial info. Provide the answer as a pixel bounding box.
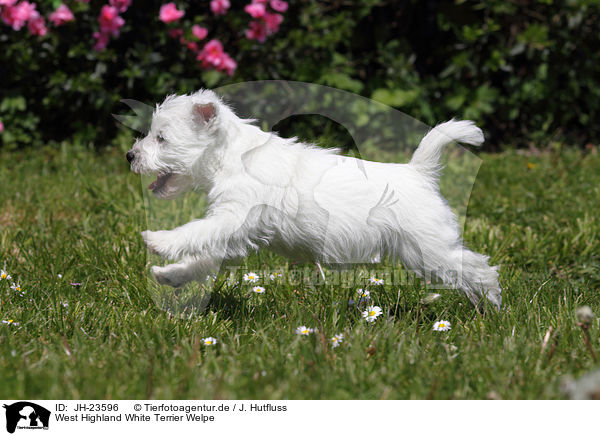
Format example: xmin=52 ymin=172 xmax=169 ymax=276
xmin=127 ymin=89 xmax=501 ymax=309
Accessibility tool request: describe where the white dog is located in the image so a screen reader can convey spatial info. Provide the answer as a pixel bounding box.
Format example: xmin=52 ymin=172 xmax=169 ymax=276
xmin=127 ymin=89 xmax=501 ymax=310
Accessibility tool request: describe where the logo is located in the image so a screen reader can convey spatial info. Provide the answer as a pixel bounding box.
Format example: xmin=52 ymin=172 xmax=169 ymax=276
xmin=3 ymin=402 xmax=50 ymax=434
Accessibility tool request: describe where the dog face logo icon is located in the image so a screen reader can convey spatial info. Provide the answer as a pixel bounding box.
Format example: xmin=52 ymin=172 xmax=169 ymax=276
xmin=3 ymin=402 xmax=50 ymax=434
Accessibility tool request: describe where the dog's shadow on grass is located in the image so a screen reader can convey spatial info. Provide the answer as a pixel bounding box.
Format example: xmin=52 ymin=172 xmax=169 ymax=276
xmin=203 ymin=286 xmax=249 ymax=320
xmin=147 ymin=269 xmax=488 ymax=323
xmin=149 ymin=279 xmax=248 ymax=320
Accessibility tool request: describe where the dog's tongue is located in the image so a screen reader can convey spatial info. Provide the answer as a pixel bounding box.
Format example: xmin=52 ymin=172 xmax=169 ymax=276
xmin=149 ymin=173 xmax=171 ymax=191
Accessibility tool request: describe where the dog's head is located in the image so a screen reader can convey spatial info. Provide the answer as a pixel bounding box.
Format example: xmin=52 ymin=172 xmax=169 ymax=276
xmin=126 ymin=89 xmax=226 ymax=199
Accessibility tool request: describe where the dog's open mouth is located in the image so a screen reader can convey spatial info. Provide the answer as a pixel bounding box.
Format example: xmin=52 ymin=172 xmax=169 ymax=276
xmin=148 ymin=173 xmax=173 ymax=192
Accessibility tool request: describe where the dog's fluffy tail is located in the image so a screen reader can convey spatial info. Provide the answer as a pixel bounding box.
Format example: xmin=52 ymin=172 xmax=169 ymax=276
xmin=410 ymin=119 xmax=484 ymax=179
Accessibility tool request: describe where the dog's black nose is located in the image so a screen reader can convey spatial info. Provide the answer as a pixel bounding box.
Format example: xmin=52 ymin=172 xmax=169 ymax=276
xmin=126 ymin=151 xmax=135 ymax=163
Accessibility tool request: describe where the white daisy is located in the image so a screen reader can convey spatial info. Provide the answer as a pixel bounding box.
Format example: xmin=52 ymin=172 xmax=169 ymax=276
xmin=357 ymin=288 xmax=370 ymax=299
xmin=252 ymin=286 xmax=266 ymax=294
xmin=2 ymin=319 xmax=19 ymax=326
xmin=10 ymin=283 xmax=24 ymax=296
xmin=269 ymin=272 xmax=282 ymax=281
xmin=330 ymin=333 xmax=344 ymax=348
xmin=295 ymin=325 xmax=314 ymax=336
xmin=243 ymin=272 xmax=260 ymax=283
xmin=0 ymin=269 xmax=11 ymax=281
xmin=433 ymin=320 xmax=451 ymax=331
xmin=362 ymin=305 xmax=383 ymax=322
xmin=369 ymin=276 xmax=384 ymax=285
xmin=203 ymin=337 xmax=218 ymax=346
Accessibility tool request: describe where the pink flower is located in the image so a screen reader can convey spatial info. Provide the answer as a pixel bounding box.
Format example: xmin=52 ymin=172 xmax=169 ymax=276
xmin=245 ymin=20 xmax=266 ymax=42
xmin=49 ymin=4 xmax=74 ymax=26
xmin=186 ymin=41 xmax=198 ymax=52
xmin=220 ymin=52 xmax=237 ymax=76
xmin=27 ymin=11 xmax=46 ymax=35
xmin=192 ymin=24 xmax=207 ymax=40
xmin=159 ymin=2 xmax=184 ymax=23
xmin=93 ymin=30 xmax=109 ymax=51
xmin=2 ymin=1 xmax=37 ymax=30
xmin=198 ymin=39 xmax=224 ymax=66
xmin=98 ymin=5 xmax=124 ymax=36
xmin=93 ymin=4 xmax=126 ymax=51
xmin=109 ymin=0 xmax=131 ymax=13
xmin=167 ymin=27 xmax=183 ymax=39
xmin=100 ymin=5 xmax=118 ymax=22
xmin=0 ymin=121 xmax=4 ymax=133
xmin=197 ymin=40 xmax=236 ymax=75
xmin=12 ymin=1 xmax=36 ymax=21
xmin=269 ymin=0 xmax=287 ymax=12
xmin=210 ymin=0 xmax=229 ymax=16
xmin=244 ymin=2 xmax=265 ymax=18
xmin=264 ymin=12 xmax=283 ymax=35
xmin=244 ymin=5 xmax=284 ymax=43
xmin=0 ymin=6 xmax=14 ymax=28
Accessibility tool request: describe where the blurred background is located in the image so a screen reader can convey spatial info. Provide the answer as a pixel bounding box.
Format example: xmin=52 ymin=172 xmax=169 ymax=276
xmin=1 ymin=0 xmax=599 ymax=150
xmin=2 ymin=1 xmax=600 ymax=401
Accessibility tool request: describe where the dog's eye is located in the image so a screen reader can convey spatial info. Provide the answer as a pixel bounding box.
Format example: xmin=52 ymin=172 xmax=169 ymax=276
xmin=156 ymin=133 xmax=166 ymax=143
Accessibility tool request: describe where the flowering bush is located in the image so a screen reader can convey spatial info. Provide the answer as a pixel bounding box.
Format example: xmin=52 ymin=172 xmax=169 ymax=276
xmin=0 ymin=0 xmax=293 ymax=146
xmin=1 ymin=0 xmax=287 ymax=75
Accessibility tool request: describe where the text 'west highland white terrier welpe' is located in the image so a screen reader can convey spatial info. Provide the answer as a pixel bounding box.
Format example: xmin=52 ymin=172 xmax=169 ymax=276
xmin=126 ymin=89 xmax=501 ymax=310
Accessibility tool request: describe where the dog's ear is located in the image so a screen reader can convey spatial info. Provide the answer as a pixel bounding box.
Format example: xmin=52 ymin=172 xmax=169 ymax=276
xmin=193 ymin=103 xmax=216 ymax=124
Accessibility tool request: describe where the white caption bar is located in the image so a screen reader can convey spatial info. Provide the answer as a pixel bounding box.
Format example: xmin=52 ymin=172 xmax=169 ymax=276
xmin=0 ymin=400 xmax=596 ymax=435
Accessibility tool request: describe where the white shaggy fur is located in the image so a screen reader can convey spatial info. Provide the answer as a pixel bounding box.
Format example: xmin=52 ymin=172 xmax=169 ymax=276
xmin=127 ymin=89 xmax=501 ymax=310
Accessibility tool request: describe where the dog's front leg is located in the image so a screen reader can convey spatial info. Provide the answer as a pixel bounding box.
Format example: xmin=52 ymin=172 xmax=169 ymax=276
xmin=142 ymin=213 xmax=249 ymax=260
xmin=151 ymin=256 xmax=220 ymax=288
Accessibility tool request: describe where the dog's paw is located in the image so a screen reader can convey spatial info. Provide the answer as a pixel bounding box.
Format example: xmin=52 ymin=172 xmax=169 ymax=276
xmin=484 ymin=287 xmax=502 ymax=311
xmin=141 ymin=230 xmax=161 ymax=255
xmin=151 ymin=265 xmax=187 ymax=288
xmin=142 ymin=230 xmax=178 ymax=259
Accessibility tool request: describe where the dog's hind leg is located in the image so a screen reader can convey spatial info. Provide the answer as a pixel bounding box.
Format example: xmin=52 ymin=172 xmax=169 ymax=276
xmin=413 ymin=246 xmax=502 ymax=310
xmin=151 ymin=257 xmax=220 ymax=288
xmin=389 ymin=228 xmax=501 ymax=310
xmin=453 ymin=248 xmax=502 ymax=310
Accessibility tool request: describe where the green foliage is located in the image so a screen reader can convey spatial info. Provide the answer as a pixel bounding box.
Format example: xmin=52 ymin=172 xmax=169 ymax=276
xmin=1 ymin=0 xmax=599 ymax=148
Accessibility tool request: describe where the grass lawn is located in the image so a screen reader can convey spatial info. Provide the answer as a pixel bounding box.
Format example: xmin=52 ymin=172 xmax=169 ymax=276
xmin=1 ymin=140 xmax=599 ymax=399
